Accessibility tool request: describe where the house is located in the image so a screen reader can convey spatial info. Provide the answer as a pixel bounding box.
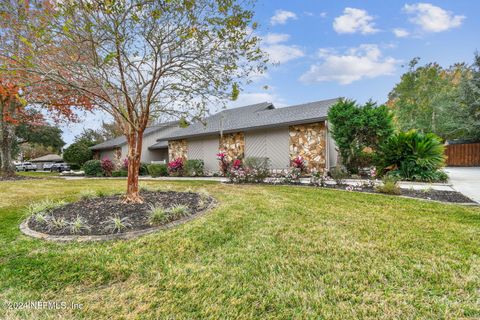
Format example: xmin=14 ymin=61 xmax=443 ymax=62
xmin=30 ymin=154 xmax=63 ymax=170
xmin=91 ymin=98 xmax=340 ymax=173
xmin=91 ymin=121 xmax=179 ymax=164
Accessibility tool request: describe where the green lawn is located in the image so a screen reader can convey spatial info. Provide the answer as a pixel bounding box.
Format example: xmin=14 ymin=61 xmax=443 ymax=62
xmin=0 ymin=178 xmax=479 ymax=319
xmin=17 ymin=171 xmax=60 ymax=178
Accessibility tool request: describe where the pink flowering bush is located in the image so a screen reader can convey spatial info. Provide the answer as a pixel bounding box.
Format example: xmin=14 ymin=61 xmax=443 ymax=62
xmin=122 ymin=158 xmax=129 ymax=170
xmin=232 ymin=159 xmax=242 ymax=170
xmin=291 ymin=155 xmax=306 ymax=172
xmin=168 ymin=158 xmax=184 ymax=176
xmin=101 ymin=157 xmax=115 ymax=177
xmin=216 ymin=152 xmax=229 ymax=176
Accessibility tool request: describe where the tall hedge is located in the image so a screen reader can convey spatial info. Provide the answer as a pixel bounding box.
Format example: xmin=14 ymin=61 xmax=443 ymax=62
xmin=328 ymin=99 xmax=394 ymax=173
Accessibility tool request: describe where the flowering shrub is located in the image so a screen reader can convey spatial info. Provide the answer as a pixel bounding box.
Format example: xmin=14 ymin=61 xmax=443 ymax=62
xmin=310 ymin=170 xmax=333 ymax=187
xmin=168 ymin=158 xmax=184 ymax=176
xmin=281 ymin=167 xmax=302 ymax=184
xmin=101 ymin=158 xmax=115 ymax=177
xmin=232 ymin=159 xmax=242 ymax=170
xmin=122 ymin=158 xmax=129 ymax=170
xmin=291 ymin=156 xmax=306 ymax=172
xmin=216 ymin=152 xmax=229 ymax=176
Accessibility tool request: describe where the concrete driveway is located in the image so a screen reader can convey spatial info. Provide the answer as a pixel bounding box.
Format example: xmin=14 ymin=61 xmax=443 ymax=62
xmin=445 ymin=167 xmax=480 ymax=203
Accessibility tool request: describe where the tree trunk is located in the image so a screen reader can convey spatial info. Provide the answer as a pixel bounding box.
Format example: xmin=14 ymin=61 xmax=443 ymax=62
xmin=123 ymin=129 xmax=144 ymax=203
xmin=0 ymin=121 xmax=15 ymax=178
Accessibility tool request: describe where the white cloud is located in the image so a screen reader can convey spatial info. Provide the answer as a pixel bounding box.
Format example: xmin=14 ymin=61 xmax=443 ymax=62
xmin=299 ymin=44 xmax=399 ymax=85
xmin=333 ymin=7 xmax=379 ymax=34
xmin=270 ymin=10 xmax=297 ymax=25
xmin=403 ymin=3 xmax=465 ymax=32
xmin=393 ymin=28 xmax=410 ymax=37
xmin=263 ymin=33 xmax=290 ymax=45
xmin=320 ymin=12 xmax=328 ymax=18
xmin=261 ymin=33 xmax=305 ymax=64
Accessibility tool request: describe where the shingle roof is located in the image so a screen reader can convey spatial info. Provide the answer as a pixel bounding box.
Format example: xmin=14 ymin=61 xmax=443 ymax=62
xmin=148 ymin=141 xmax=168 ymax=150
xmin=90 ymin=121 xmax=178 ymax=151
xmin=30 ymin=154 xmax=63 ymax=162
xmin=158 ymin=98 xmax=340 ymax=141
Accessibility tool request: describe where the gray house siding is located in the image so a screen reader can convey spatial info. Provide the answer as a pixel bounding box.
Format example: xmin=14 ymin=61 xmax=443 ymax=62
xmin=187 ymin=136 xmax=219 ymax=172
xmin=245 ymin=127 xmax=290 ymax=170
xmin=98 ymin=126 xmax=177 ymax=163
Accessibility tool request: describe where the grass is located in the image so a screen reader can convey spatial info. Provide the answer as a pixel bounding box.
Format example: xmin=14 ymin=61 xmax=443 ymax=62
xmin=17 ymin=171 xmax=59 ymax=178
xmin=0 ymin=178 xmax=479 ymax=319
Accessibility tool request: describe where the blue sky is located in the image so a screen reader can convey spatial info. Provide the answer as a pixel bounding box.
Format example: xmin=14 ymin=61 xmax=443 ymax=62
xmin=61 ymin=0 xmax=479 ymax=145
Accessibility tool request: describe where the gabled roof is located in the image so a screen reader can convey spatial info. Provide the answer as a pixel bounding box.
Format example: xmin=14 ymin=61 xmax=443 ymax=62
xmin=158 ymin=98 xmax=339 ymax=141
xmin=30 ymin=154 xmax=63 ymax=162
xmin=90 ymin=121 xmax=178 ymax=151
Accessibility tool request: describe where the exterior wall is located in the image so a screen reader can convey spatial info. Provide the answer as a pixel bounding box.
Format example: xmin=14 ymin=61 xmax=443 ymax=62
xmin=99 ymin=149 xmax=117 ymax=161
xmin=219 ymin=132 xmax=245 ymax=162
xmin=149 ymin=149 xmax=169 ymax=163
xmin=289 ymin=122 xmax=327 ymax=173
xmin=327 ymin=125 xmax=339 ymax=169
xmin=245 ymin=127 xmax=290 ymax=169
xmin=187 ymin=136 xmax=219 ymax=172
xmin=168 ymin=139 xmax=188 ymax=161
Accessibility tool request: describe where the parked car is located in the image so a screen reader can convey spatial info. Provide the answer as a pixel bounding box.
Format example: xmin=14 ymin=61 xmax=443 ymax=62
xmin=42 ymin=163 xmax=55 ymax=170
xmin=15 ymin=162 xmax=37 ymax=172
xmin=50 ymin=163 xmax=71 ymax=172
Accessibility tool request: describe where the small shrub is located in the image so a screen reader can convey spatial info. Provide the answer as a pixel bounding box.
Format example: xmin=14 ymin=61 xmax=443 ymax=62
xmin=184 ymin=159 xmax=204 ymax=177
xmin=168 ymin=204 xmax=190 ymax=219
xmin=79 ymin=190 xmax=96 ymax=200
xmin=48 ymin=216 xmax=67 ymax=231
xmin=32 ymin=212 xmax=48 ymax=223
xmin=69 ymin=216 xmax=90 ymax=234
xmin=216 ymin=152 xmax=229 ymax=176
xmin=148 ymin=164 xmax=168 ymax=177
xmin=168 ymin=158 xmax=184 ymax=176
xmin=25 ymin=199 xmax=66 ymax=216
xmin=139 ymin=163 xmax=149 ymax=176
xmin=104 ymin=215 xmax=131 ymax=233
xmin=244 ymin=157 xmax=270 ymax=182
xmin=96 ymin=190 xmax=108 ymax=197
xmin=148 ymin=204 xmax=168 ymax=224
xmin=376 ymin=176 xmax=401 ymax=195
xmin=112 ymin=170 xmax=128 ymax=177
xmin=329 ymin=167 xmax=349 ymax=185
xmin=376 ymin=130 xmax=446 ymax=182
xmin=83 ymin=160 xmax=103 ymax=177
xmin=101 ymin=158 xmax=115 ymax=177
xmin=291 ymin=156 xmax=306 ymax=173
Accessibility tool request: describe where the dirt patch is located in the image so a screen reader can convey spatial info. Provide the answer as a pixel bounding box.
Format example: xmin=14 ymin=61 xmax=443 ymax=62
xmin=28 ymin=191 xmax=214 ymax=236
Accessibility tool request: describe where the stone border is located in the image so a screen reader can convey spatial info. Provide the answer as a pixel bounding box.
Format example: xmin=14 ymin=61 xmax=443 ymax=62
xmin=20 ymin=199 xmax=217 ymax=242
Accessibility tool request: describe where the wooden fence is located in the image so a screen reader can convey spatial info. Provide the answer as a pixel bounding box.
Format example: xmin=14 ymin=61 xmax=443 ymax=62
xmin=445 ymin=142 xmax=480 ymax=166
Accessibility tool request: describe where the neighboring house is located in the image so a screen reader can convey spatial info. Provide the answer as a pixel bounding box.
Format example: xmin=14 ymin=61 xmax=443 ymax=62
xmin=91 ymin=98 xmax=340 ymax=173
xmin=30 ymin=154 xmax=63 ymax=170
xmin=91 ymin=121 xmax=179 ymax=164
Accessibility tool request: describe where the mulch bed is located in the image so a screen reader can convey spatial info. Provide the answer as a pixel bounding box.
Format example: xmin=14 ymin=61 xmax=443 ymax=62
xmin=323 ymin=185 xmax=476 ymax=203
xmin=28 ymin=191 xmax=214 ymax=236
xmin=228 ymin=180 xmax=476 ymax=204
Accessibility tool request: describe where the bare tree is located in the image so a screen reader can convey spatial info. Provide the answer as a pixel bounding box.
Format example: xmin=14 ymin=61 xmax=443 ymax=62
xmin=4 ymin=0 xmax=266 ymax=201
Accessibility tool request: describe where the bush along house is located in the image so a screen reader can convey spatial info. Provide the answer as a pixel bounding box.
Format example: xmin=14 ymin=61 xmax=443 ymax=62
xmin=91 ymin=98 xmax=340 ymax=174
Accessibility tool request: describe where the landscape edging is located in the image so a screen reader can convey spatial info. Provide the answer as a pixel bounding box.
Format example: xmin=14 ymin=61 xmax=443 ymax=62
xmin=19 ymin=199 xmax=217 ymax=242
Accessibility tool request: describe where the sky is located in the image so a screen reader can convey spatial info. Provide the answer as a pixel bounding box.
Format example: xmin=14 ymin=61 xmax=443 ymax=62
xmin=60 ymin=0 xmax=479 ymax=145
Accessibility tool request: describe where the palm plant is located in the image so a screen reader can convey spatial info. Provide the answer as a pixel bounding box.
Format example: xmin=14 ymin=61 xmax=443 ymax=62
xmin=376 ymin=130 xmax=447 ymax=182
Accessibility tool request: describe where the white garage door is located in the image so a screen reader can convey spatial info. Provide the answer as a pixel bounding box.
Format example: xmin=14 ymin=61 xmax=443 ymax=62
xmin=245 ymin=127 xmax=289 ymax=169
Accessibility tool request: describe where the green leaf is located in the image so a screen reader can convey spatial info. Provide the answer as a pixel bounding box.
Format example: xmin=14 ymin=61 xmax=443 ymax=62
xmin=103 ymin=52 xmax=117 ymax=64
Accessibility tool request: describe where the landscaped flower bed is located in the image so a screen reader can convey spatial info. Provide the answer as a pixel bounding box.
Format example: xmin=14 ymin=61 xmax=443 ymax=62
xmin=25 ymin=190 xmax=214 ymax=238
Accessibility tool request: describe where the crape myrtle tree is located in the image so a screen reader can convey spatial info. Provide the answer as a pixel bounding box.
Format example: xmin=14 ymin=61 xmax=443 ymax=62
xmin=0 ymin=0 xmax=91 ymax=177
xmin=9 ymin=0 xmax=267 ymax=202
